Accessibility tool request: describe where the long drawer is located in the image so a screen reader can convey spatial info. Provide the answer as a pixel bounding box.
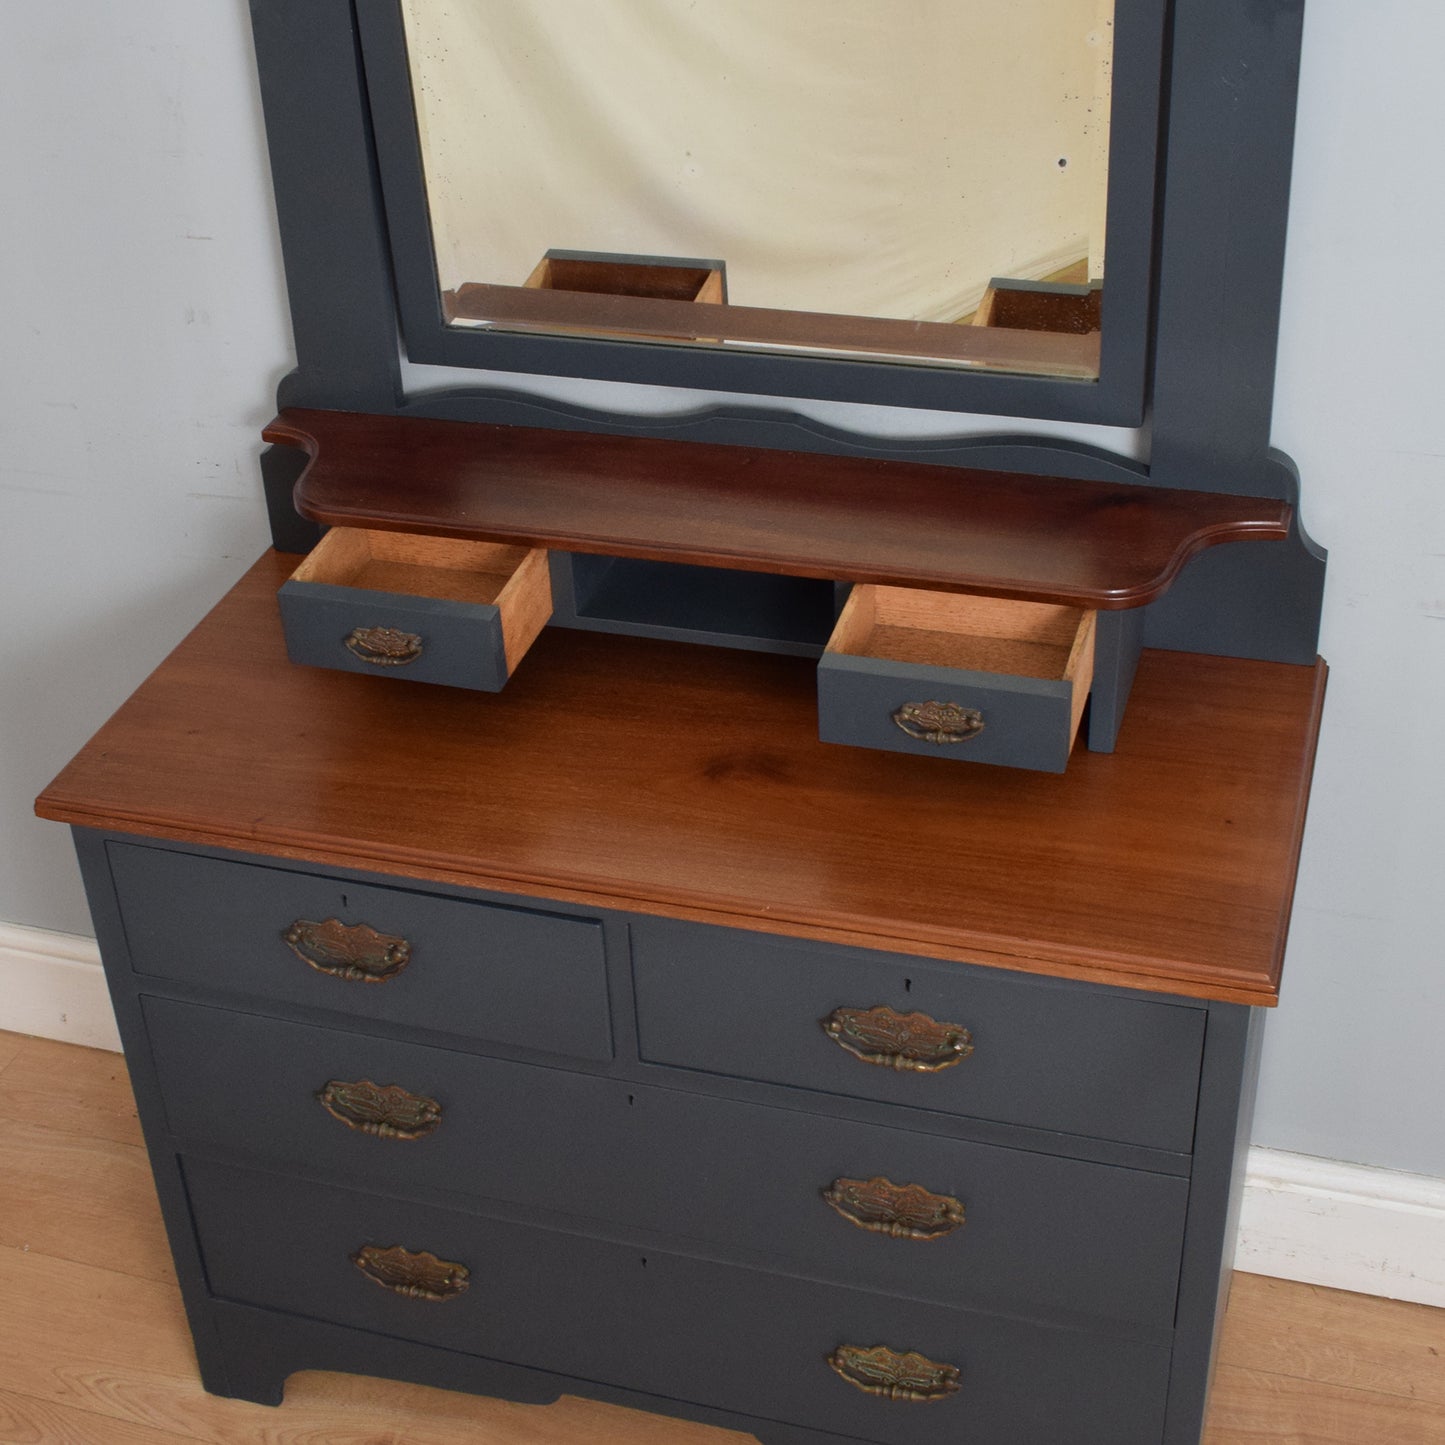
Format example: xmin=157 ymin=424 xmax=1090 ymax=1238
xmin=145 ymin=997 xmax=1187 ymax=1329
xmin=632 ymin=918 xmax=1206 ymax=1152
xmin=185 ymin=1156 xmax=1172 ymax=1445
xmin=107 ymin=842 xmax=611 ymax=1061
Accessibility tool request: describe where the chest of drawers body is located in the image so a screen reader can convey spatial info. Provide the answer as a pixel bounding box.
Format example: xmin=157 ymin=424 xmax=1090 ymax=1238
xmin=39 ymin=553 xmax=1325 ymax=1445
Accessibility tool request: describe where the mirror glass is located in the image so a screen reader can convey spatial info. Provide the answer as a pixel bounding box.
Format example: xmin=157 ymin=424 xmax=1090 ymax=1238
xmin=401 ymin=0 xmax=1115 ymax=378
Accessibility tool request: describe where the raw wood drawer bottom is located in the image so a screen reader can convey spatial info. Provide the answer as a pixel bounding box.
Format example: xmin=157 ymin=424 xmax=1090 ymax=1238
xmin=185 ymin=1157 xmax=1172 ymax=1445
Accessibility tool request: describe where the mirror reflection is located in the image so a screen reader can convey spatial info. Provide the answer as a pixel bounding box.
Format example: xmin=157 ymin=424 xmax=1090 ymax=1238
xmin=402 ymin=0 xmax=1114 ymax=376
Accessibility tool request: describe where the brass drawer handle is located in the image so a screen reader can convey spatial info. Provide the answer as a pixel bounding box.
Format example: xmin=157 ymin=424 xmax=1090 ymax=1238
xmin=823 ymin=1176 xmax=965 ymax=1240
xmin=822 ymin=1004 xmax=974 ymax=1072
xmin=345 ymin=625 xmax=423 ymax=666
xmin=827 ymin=1344 xmax=961 ymax=1403
xmin=282 ymin=918 xmax=412 ymax=982
xmin=318 ymin=1079 xmax=441 ymax=1140
xmin=892 ymin=700 xmax=985 ymax=744
xmin=352 ymin=1244 xmax=469 ymax=1301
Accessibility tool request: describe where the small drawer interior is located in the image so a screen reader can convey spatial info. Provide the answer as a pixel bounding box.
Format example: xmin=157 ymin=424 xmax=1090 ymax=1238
xmin=292 ymin=528 xmax=528 ymax=607
xmin=290 ymin=528 xmax=552 ymax=674
xmin=827 ymin=586 xmax=1096 ymax=737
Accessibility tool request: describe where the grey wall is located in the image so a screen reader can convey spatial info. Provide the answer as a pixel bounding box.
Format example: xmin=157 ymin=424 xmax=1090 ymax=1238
xmin=2 ymin=3 xmax=1441 ymax=1180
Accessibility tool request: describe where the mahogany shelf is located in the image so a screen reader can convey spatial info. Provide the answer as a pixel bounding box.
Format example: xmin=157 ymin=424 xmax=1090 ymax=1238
xmin=268 ymin=408 xmax=1293 ymax=610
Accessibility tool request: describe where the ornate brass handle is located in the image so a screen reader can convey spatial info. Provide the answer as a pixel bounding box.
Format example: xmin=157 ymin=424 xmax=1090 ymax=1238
xmin=891 ymin=700 xmax=985 ymax=744
xmin=282 ymin=918 xmax=411 ymax=982
xmin=345 ymin=625 xmax=423 ymax=666
xmin=823 ymin=1176 xmax=965 ymax=1240
xmin=352 ymin=1244 xmax=469 ymax=1301
xmin=827 ymin=1344 xmax=961 ymax=1402
xmin=822 ymin=1004 xmax=974 ymax=1072
xmin=318 ymin=1079 xmax=441 ymax=1140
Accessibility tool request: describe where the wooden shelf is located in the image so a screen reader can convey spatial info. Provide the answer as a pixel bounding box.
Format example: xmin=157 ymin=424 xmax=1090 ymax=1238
xmin=269 ymin=408 xmax=1293 ymax=610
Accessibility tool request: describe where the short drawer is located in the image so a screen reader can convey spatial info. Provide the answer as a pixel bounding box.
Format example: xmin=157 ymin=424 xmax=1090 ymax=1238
xmin=278 ymin=527 xmax=552 ymax=691
xmin=146 ymin=998 xmax=1188 ymax=1329
xmin=186 ymin=1157 xmax=1172 ymax=1445
xmin=632 ymin=919 xmax=1205 ymax=1153
xmin=108 ymin=842 xmax=611 ymax=1061
xmin=818 ymin=587 xmax=1095 ymax=772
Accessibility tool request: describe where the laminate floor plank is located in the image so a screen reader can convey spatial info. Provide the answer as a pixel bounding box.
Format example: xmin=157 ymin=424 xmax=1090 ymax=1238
xmin=6 ymin=1035 xmax=1444 ymax=1444
xmin=1204 ymin=1365 xmax=1445 ymax=1444
xmin=0 ymin=1385 xmax=205 ymax=1445
xmin=2 ymin=1033 xmax=143 ymax=1148
xmin=0 ymin=1123 xmax=175 ymax=1286
xmin=1217 ymin=1272 xmax=1445 ymax=1406
xmin=0 ymin=1029 xmax=28 ymax=1077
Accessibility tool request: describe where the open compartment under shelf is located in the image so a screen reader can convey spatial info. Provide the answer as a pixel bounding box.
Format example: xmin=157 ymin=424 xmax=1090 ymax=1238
xmin=554 ymin=555 xmax=838 ymax=657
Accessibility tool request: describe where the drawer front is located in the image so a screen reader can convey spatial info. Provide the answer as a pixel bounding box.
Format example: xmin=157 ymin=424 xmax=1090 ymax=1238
xmin=146 ymin=998 xmax=1187 ymax=1329
xmin=186 ymin=1157 xmax=1171 ymax=1445
xmin=109 ymin=842 xmax=611 ymax=1061
xmin=280 ymin=579 xmax=513 ymax=690
xmin=819 ymin=652 xmax=1079 ymax=772
xmin=633 ymin=919 xmax=1205 ymax=1152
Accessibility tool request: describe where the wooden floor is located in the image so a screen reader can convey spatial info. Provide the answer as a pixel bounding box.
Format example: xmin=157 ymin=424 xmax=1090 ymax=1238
xmin=2 ymin=1029 xmax=1441 ymax=1444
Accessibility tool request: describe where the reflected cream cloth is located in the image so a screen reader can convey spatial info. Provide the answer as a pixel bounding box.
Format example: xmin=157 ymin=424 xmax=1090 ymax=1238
xmin=405 ymin=0 xmax=1109 ymax=323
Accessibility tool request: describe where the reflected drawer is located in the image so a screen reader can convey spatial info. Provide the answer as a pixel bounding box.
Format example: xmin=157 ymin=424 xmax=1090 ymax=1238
xmin=146 ymin=997 xmax=1187 ymax=1328
xmin=186 ymin=1156 xmax=1172 ymax=1445
xmin=818 ymin=587 xmax=1095 ymax=772
xmin=632 ymin=918 xmax=1205 ymax=1152
xmin=279 ymin=527 xmax=552 ymax=692
xmin=108 ymin=842 xmax=611 ymax=1061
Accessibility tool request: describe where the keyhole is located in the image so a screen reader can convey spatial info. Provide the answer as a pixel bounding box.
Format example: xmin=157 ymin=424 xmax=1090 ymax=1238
xmin=904 ymin=978 xmax=913 ymax=994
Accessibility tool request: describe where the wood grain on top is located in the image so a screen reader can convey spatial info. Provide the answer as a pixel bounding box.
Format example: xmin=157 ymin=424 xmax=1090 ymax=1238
xmin=37 ymin=553 xmax=1325 ymax=1006
xmin=270 ymin=408 xmax=1293 ymax=610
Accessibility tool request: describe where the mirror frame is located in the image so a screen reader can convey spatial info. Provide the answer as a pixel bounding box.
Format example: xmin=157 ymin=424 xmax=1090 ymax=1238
xmin=249 ymin=0 xmax=1321 ymax=664
xmin=356 ymin=0 xmax=1166 ymax=426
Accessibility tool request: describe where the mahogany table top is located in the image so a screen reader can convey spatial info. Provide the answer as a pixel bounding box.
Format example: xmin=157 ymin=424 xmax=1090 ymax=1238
xmin=37 ymin=552 xmax=1326 ymax=1006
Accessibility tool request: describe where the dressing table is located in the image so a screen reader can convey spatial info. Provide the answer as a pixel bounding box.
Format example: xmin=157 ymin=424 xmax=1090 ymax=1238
xmin=37 ymin=3 xmax=1325 ymax=1443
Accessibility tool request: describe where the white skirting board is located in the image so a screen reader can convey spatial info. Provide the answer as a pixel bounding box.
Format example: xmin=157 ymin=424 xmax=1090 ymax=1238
xmin=0 ymin=921 xmax=120 ymax=1052
xmin=2 ymin=921 xmax=1442 ymax=1308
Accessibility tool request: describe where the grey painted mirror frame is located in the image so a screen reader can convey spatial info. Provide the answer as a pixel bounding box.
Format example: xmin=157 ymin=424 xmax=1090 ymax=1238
xmin=359 ymin=0 xmax=1163 ymax=425
xmin=248 ymin=0 xmax=1324 ymax=665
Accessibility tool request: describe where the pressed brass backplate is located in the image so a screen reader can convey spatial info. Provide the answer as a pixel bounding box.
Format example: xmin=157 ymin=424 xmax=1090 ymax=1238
xmin=282 ymin=917 xmax=412 ymax=982
xmin=891 ymin=700 xmax=985 ymax=744
xmin=822 ymin=1004 xmax=974 ymax=1072
xmin=823 ymin=1175 xmax=965 ymax=1240
xmin=317 ymin=1079 xmax=442 ymax=1139
xmin=352 ymin=1244 xmax=469 ymax=1301
xmin=345 ymin=625 xmax=424 ymax=665
xmin=827 ymin=1344 xmax=961 ymax=1402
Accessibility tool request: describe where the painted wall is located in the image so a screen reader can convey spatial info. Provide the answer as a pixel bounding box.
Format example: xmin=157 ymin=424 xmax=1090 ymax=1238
xmin=2 ymin=3 xmax=1441 ymax=1181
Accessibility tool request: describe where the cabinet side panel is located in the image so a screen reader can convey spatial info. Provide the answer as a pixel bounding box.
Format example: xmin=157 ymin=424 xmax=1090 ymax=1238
xmin=68 ymin=828 xmax=235 ymax=1396
xmin=1162 ymin=1003 xmax=1265 ymax=1444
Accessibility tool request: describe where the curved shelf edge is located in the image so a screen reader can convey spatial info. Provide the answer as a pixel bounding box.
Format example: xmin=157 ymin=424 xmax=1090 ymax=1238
xmin=266 ymin=408 xmax=1293 ymax=611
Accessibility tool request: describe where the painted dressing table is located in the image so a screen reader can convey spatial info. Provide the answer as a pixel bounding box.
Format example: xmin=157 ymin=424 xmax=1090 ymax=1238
xmin=38 ymin=3 xmax=1325 ymax=1442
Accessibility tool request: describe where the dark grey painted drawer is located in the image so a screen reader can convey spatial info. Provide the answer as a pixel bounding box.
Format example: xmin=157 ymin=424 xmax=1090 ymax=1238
xmin=278 ymin=528 xmax=552 ymax=691
xmin=632 ymin=919 xmax=1205 ymax=1152
xmin=109 ymin=842 xmax=611 ymax=1061
xmin=186 ymin=1157 xmax=1171 ymax=1445
xmin=146 ymin=997 xmax=1188 ymax=1330
xmin=818 ymin=588 xmax=1094 ymax=772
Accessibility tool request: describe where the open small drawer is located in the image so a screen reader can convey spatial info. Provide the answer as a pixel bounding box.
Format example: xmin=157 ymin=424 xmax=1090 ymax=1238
xmin=818 ymin=587 xmax=1096 ymax=772
xmin=278 ymin=528 xmax=552 ymax=692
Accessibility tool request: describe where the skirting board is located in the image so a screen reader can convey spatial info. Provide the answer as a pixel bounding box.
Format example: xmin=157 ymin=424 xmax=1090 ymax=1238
xmin=0 ymin=921 xmax=120 ymax=1052
xmin=2 ymin=921 xmax=1442 ymax=1308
